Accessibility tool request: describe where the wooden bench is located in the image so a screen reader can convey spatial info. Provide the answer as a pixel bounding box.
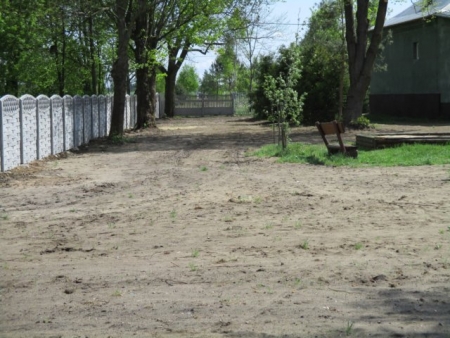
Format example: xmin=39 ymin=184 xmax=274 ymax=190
xmin=315 ymin=120 xmax=358 ymax=158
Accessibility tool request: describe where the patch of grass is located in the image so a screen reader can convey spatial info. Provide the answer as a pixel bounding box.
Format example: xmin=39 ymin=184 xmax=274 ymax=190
xmin=354 ymin=243 xmax=363 ymax=250
xmin=223 ymin=216 xmax=234 ymax=222
xmin=252 ymin=142 xmax=450 ymax=167
xmin=191 ymin=249 xmax=199 ymax=258
xmin=109 ymin=134 xmax=136 ymax=145
xmin=188 ymin=262 xmax=198 ymax=271
xmin=294 ymin=221 xmax=302 ymax=229
xmin=345 ymin=321 xmax=354 ymax=336
xmin=200 ymin=166 xmax=208 ymax=172
xmin=299 ymin=240 xmax=309 ymax=250
xmin=112 ymin=290 xmax=122 ymax=297
xmin=264 ymin=223 xmax=274 ymax=230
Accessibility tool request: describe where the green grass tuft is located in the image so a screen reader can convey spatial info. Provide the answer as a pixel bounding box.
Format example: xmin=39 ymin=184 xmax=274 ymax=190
xmin=252 ymin=142 xmax=450 ymax=167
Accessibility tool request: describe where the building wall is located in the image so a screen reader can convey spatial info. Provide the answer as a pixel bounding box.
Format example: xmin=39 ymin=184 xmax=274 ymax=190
xmin=371 ymin=19 xmax=440 ymax=95
xmin=370 ymin=18 xmax=450 ymax=118
xmin=439 ymin=18 xmax=450 ymax=116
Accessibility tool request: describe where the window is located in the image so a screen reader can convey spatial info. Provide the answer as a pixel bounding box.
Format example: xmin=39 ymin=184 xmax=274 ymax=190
xmin=413 ymin=42 xmax=419 ymax=60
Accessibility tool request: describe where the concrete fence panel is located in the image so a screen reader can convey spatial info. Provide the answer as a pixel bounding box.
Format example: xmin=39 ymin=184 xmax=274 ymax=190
xmin=106 ymin=96 xmax=112 ymax=136
xmin=0 ymin=95 xmax=21 ymax=171
xmin=37 ymin=95 xmax=52 ymax=160
xmin=73 ymin=95 xmax=84 ymax=147
xmin=50 ymin=95 xmax=64 ymax=155
xmin=19 ymin=95 xmax=38 ymax=165
xmin=83 ymin=95 xmax=92 ymax=144
xmin=63 ymin=95 xmax=74 ymax=151
xmin=91 ymin=95 xmax=99 ymax=139
xmin=98 ymin=95 xmax=107 ymax=137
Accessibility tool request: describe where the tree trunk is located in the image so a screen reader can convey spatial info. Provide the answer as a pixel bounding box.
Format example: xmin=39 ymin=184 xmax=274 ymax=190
xmin=110 ymin=55 xmax=127 ymax=136
xmin=109 ymin=0 xmax=134 ymax=137
xmin=88 ymin=16 xmax=98 ymax=95
xmin=343 ymin=0 xmax=388 ymax=125
xmin=164 ymin=44 xmax=190 ymax=118
xmin=148 ymin=69 xmax=157 ymax=127
xmin=132 ymin=4 xmax=158 ymax=128
xmin=164 ymin=70 xmax=177 ymax=118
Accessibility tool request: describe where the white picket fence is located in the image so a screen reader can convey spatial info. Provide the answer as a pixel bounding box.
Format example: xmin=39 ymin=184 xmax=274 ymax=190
xmin=0 ymin=94 xmax=137 ymax=172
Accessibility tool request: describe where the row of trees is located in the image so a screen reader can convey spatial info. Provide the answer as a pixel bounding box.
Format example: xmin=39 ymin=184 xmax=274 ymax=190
xmin=1 ymin=0 xmax=276 ymax=135
xmin=1 ymin=0 xmax=434 ymax=135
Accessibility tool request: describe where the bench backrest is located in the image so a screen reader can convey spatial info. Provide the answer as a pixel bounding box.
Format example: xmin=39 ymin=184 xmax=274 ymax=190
xmin=315 ymin=120 xmax=346 ymax=151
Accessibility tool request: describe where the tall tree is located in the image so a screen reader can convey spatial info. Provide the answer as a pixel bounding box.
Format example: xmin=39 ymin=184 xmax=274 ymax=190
xmin=342 ymin=0 xmax=388 ymax=124
xmin=108 ymin=0 xmax=137 ymax=136
xmin=299 ymin=0 xmax=348 ymax=124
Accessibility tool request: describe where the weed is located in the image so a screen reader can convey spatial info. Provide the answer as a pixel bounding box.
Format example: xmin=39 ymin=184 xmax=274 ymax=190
xmin=188 ymin=262 xmax=198 ymax=271
xmin=128 ymin=193 xmax=134 ymax=198
xmin=345 ymin=321 xmax=354 ymax=336
xmin=435 ymin=244 xmax=442 ymax=250
xmin=254 ymin=196 xmax=262 ymax=204
xmin=108 ymin=223 xmax=116 ymax=229
xmin=69 ymin=209 xmax=76 ymax=213
xmin=439 ymin=229 xmax=445 ymax=235
xmin=110 ymin=134 xmax=136 ymax=145
xmin=191 ymin=249 xmax=199 ymax=258
xmin=265 ymin=223 xmax=274 ymax=230
xmin=282 ymin=215 xmax=289 ymax=222
xmin=294 ymin=221 xmax=302 ymax=229
xmin=299 ymin=240 xmax=309 ymax=250
xmin=1 ymin=214 xmax=9 ymax=221
xmin=112 ymin=290 xmax=122 ymax=297
xmin=354 ymin=243 xmax=363 ymax=250
xmin=170 ymin=210 xmax=177 ymax=219
xmin=223 ymin=216 xmax=234 ymax=222
xmin=200 ymin=166 xmax=208 ymax=172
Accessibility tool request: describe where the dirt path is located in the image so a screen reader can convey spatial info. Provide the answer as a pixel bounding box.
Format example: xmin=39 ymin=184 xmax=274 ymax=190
xmin=1 ymin=117 xmax=449 ymax=337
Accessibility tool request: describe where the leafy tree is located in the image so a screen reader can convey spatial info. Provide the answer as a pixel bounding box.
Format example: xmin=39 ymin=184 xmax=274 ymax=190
xmin=298 ymin=0 xmax=348 ymax=125
xmin=263 ymin=46 xmax=305 ymax=149
xmin=176 ymin=65 xmax=199 ymax=95
xmin=248 ymin=52 xmax=278 ymax=118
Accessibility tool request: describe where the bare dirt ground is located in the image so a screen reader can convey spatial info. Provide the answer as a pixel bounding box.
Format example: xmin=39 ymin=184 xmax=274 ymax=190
xmin=1 ymin=116 xmax=450 ymax=338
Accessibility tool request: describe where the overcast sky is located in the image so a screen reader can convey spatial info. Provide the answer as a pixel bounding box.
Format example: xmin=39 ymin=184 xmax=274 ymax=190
xmin=188 ymin=0 xmax=412 ymax=77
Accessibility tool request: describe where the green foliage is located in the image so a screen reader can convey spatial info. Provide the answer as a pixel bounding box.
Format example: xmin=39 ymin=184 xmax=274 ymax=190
xmin=0 ymin=0 xmax=112 ymax=97
xmin=262 ymin=46 xmax=305 ymax=149
xmin=200 ymin=34 xmax=248 ymax=95
xmin=298 ymin=0 xmax=348 ymax=124
xmin=349 ymin=115 xmax=372 ymax=129
xmin=253 ymin=142 xmax=450 ymax=167
xmin=176 ymin=65 xmax=200 ymax=95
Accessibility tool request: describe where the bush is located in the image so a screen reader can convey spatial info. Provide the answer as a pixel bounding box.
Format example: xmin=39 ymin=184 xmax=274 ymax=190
xmin=349 ymin=115 xmax=372 ymax=129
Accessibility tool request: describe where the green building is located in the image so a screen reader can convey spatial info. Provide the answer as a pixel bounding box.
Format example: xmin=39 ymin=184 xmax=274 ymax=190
xmin=370 ymin=0 xmax=450 ymax=118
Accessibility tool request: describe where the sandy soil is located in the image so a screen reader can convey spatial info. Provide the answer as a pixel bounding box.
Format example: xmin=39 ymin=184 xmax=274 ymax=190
xmin=1 ymin=117 xmax=449 ymax=338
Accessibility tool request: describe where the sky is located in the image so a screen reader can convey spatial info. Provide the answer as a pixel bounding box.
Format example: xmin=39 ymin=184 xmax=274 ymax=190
xmin=188 ymin=0 xmax=412 ymax=77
